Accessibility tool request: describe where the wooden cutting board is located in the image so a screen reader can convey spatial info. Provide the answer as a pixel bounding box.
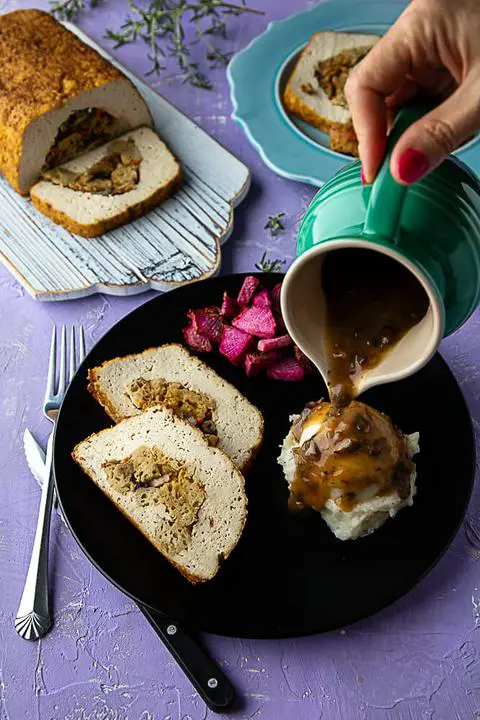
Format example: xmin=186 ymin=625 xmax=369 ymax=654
xmin=0 ymin=24 xmax=250 ymax=301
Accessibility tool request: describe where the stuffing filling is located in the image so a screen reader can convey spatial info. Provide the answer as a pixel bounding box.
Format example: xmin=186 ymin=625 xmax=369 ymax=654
xmin=44 ymin=108 xmax=128 ymax=170
xmin=41 ymin=139 xmax=142 ymax=195
xmin=126 ymin=378 xmax=219 ymax=446
xmin=103 ymin=445 xmax=206 ymax=554
xmin=315 ymin=46 xmax=371 ymax=107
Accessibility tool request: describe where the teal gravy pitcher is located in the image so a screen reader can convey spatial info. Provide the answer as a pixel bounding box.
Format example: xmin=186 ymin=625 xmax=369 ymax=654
xmin=281 ymin=104 xmax=480 ymax=397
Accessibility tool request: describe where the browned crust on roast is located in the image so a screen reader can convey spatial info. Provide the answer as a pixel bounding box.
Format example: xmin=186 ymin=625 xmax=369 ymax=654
xmin=87 ymin=368 xmax=124 ymax=423
xmin=283 ymin=81 xmax=359 ymax=156
xmin=31 ymin=165 xmax=183 ymax=237
xmin=282 ymin=33 xmax=360 ymax=156
xmin=0 ymin=10 xmax=129 ymax=193
xmin=329 ymin=122 xmax=359 ymax=156
xmin=282 ymin=35 xmax=333 ymax=134
xmin=283 ymin=84 xmax=331 ymax=134
xmin=87 ymin=343 xmax=265 ymax=471
xmin=71 ymin=407 xmax=248 ymax=584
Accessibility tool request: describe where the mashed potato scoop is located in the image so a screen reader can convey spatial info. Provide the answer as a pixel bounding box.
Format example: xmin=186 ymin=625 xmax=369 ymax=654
xmin=278 ymin=399 xmax=419 ymax=541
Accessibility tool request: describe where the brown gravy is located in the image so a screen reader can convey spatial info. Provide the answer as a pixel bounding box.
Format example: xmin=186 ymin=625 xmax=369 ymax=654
xmin=322 ymin=249 xmax=429 ymax=406
xmin=289 ymin=400 xmax=414 ymax=513
xmin=287 ymin=249 xmax=426 ymax=515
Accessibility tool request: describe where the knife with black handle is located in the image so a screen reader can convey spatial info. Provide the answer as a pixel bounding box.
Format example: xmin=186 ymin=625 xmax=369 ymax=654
xmin=139 ymin=605 xmax=235 ymax=711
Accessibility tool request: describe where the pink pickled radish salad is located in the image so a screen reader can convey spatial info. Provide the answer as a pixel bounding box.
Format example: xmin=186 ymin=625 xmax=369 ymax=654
xmin=182 ymin=276 xmax=313 ymax=381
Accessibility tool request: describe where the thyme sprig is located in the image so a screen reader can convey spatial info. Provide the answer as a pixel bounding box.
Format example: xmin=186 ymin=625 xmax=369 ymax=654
xmin=50 ymin=0 xmax=102 ymax=22
xmin=264 ymin=212 xmax=285 ymax=236
xmin=105 ymin=0 xmax=263 ymax=88
xmin=255 ymin=252 xmax=286 ymax=274
xmin=50 ymin=0 xmax=262 ymax=88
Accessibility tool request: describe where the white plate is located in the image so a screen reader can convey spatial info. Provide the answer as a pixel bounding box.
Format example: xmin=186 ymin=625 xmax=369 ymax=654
xmin=0 ymin=23 xmax=250 ymax=301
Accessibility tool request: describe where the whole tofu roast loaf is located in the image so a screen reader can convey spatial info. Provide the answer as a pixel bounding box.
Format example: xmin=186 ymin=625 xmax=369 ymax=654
xmin=72 ymin=406 xmax=248 ymax=583
xmin=0 ymin=10 xmax=181 ymax=235
xmin=87 ymin=344 xmax=264 ymax=471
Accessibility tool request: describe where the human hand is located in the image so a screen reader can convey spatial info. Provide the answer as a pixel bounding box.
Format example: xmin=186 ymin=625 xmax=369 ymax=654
xmin=345 ymin=0 xmax=480 ymax=184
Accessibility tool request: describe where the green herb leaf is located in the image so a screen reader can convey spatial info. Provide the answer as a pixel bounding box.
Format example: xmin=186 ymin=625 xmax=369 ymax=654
xmin=264 ymin=212 xmax=285 ymax=236
xmin=50 ymin=0 xmax=101 ymax=21
xmin=255 ymin=252 xmax=286 ymax=274
xmin=50 ymin=0 xmax=262 ymax=88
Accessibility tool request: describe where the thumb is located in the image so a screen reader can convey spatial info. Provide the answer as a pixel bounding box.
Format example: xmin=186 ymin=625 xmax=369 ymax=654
xmin=390 ymin=76 xmax=480 ymax=185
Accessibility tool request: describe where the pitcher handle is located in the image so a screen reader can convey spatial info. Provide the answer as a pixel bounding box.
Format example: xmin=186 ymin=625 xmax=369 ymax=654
xmin=363 ymin=102 xmax=432 ymax=242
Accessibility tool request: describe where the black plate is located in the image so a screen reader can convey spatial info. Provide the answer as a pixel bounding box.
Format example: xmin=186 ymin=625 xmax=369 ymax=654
xmin=54 ymin=273 xmax=475 ymax=639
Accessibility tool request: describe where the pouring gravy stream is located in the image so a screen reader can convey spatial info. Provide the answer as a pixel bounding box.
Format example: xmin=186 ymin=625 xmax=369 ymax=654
xmin=288 ymin=249 xmax=429 ymax=514
xmin=322 ymin=249 xmax=430 ymax=406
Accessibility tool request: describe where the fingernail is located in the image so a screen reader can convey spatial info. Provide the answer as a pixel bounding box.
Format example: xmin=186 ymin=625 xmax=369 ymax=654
xmin=397 ymin=148 xmax=429 ymax=184
xmin=360 ymin=165 xmax=366 ymax=185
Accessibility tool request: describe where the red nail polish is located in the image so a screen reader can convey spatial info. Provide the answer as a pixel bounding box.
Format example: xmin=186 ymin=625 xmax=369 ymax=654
xmin=360 ymin=166 xmax=366 ymax=185
xmin=397 ymin=148 xmax=429 ymax=183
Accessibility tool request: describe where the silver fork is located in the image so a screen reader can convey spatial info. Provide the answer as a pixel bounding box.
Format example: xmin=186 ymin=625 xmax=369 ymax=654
xmin=15 ymin=325 xmax=85 ymax=641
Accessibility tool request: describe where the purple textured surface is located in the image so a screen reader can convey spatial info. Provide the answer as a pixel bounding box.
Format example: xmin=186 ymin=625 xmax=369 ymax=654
xmin=0 ymin=1 xmax=479 ymax=718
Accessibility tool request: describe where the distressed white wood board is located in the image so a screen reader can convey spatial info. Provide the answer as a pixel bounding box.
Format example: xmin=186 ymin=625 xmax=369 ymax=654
xmin=0 ymin=24 xmax=250 ymax=302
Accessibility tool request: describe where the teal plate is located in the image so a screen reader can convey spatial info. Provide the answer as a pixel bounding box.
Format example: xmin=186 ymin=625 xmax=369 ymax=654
xmin=227 ymin=0 xmax=480 ymax=186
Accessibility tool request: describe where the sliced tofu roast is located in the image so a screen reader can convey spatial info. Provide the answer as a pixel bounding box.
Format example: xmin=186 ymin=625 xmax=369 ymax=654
xmin=283 ymin=31 xmax=379 ymax=155
xmin=73 ymin=406 xmax=248 ymax=583
xmin=30 ymin=127 xmax=182 ymax=237
xmin=87 ymin=343 xmax=264 ymax=470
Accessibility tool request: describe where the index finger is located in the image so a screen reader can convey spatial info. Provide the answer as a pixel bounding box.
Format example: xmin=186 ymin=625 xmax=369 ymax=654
xmin=345 ymin=18 xmax=414 ymax=181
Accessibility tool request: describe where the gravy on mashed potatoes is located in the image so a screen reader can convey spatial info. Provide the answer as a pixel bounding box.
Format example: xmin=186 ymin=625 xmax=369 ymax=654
xmin=288 ymin=400 xmax=414 ymax=514
xmin=281 ymin=249 xmax=424 ymax=533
